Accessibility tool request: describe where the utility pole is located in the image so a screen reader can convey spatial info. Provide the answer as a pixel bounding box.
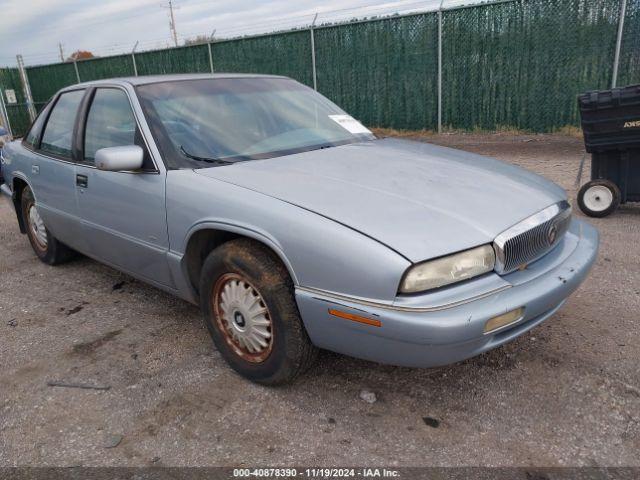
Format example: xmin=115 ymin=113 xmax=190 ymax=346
xmin=58 ymin=42 xmax=65 ymax=62
xmin=164 ymin=0 xmax=179 ymax=47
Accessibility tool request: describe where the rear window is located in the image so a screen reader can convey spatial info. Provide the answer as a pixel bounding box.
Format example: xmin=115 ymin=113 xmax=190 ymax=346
xmin=40 ymin=90 xmax=85 ymax=159
xmin=23 ymin=104 xmax=50 ymax=148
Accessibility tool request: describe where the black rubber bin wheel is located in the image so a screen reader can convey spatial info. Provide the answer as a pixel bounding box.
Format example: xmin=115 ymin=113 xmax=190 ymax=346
xmin=577 ymin=179 xmax=621 ymax=218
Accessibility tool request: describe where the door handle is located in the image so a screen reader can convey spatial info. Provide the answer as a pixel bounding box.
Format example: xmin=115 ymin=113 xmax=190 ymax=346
xmin=76 ymin=174 xmax=88 ymax=188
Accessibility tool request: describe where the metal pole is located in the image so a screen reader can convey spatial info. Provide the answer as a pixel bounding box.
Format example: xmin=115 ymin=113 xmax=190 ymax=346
xmin=437 ymin=3 xmax=443 ymax=134
xmin=310 ymin=13 xmax=318 ymax=91
xmin=73 ymin=60 xmax=80 ymax=83
xmin=208 ymin=29 xmax=216 ymax=73
xmin=612 ymin=0 xmax=628 ymax=88
xmin=0 ymin=91 xmax=13 ymax=139
xmin=58 ymin=42 xmax=65 ymax=62
xmin=16 ymin=55 xmax=36 ymax=122
xmin=131 ymin=41 xmax=139 ymax=77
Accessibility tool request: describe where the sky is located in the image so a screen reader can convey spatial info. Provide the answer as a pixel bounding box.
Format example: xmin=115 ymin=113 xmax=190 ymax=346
xmin=0 ymin=0 xmax=477 ymax=66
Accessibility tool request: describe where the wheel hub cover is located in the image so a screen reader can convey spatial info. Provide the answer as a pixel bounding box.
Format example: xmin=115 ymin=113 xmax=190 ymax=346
xmin=213 ymin=274 xmax=273 ymax=363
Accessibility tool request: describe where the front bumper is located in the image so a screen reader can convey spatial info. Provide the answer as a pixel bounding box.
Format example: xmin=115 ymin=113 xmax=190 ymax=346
xmin=295 ymin=218 xmax=599 ymax=368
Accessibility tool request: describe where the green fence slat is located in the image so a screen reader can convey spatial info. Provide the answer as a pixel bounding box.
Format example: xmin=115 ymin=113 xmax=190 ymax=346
xmin=0 ymin=67 xmax=31 ymax=136
xmin=77 ymin=54 xmax=135 ymax=81
xmin=618 ymin=0 xmax=640 ymax=86
xmin=315 ymin=13 xmax=438 ymax=130
xmin=135 ymin=44 xmax=211 ymax=75
xmin=26 ymin=62 xmax=78 ymax=106
xmin=442 ymin=0 xmax=622 ymax=132
xmin=5 ymin=104 xmax=31 ymax=136
xmin=212 ymin=31 xmax=313 ymax=86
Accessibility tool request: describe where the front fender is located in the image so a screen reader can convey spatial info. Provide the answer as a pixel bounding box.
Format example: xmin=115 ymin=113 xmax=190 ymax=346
xmin=166 ymin=170 xmax=411 ymax=302
xmin=183 ymin=220 xmax=300 ymax=286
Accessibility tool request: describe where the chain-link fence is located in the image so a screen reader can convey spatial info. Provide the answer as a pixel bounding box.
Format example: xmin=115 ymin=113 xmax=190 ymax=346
xmin=0 ymin=68 xmax=31 ymax=136
xmin=1 ymin=0 xmax=638 ymax=137
xmin=442 ymin=0 xmax=625 ymax=131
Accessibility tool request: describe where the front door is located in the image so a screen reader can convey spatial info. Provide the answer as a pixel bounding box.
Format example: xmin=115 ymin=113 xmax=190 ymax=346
xmin=75 ymin=87 xmax=172 ymax=287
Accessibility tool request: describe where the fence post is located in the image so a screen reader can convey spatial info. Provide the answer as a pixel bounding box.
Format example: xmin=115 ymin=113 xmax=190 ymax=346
xmin=612 ymin=0 xmax=628 ymax=88
xmin=437 ymin=1 xmax=444 ymax=134
xmin=208 ymin=29 xmax=216 ymax=73
xmin=208 ymin=43 xmax=214 ymax=73
xmin=310 ymin=13 xmax=318 ymax=91
xmin=73 ymin=60 xmax=81 ymax=83
xmin=16 ymin=55 xmax=36 ymax=122
xmin=0 ymin=90 xmax=12 ymax=138
xmin=131 ymin=41 xmax=139 ymax=76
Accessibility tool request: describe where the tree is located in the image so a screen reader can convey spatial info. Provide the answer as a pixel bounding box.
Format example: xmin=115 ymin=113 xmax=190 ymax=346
xmin=184 ymin=35 xmax=212 ymax=46
xmin=67 ymin=50 xmax=95 ymax=62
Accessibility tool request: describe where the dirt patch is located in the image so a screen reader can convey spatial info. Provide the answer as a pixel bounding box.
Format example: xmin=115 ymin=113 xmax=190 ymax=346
xmin=71 ymin=329 xmax=123 ymax=356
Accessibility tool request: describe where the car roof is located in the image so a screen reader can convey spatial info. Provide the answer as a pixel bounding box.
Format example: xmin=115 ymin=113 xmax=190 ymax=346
xmin=66 ymin=73 xmax=289 ymax=90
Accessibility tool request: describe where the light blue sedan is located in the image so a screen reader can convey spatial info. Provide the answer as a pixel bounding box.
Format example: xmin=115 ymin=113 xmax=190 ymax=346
xmin=0 ymin=74 xmax=598 ymax=384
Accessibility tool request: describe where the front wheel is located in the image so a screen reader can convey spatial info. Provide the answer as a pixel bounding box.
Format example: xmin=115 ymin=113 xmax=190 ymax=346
xmin=577 ymin=179 xmax=621 ymax=218
xmin=21 ymin=186 xmax=75 ymax=265
xmin=199 ymin=239 xmax=318 ymax=385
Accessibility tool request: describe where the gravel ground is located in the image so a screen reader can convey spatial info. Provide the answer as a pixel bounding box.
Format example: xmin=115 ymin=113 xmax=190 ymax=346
xmin=0 ymin=133 xmax=639 ymax=467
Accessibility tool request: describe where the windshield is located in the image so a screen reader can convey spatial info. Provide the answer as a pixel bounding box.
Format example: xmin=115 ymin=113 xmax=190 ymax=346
xmin=136 ymin=77 xmax=375 ymax=169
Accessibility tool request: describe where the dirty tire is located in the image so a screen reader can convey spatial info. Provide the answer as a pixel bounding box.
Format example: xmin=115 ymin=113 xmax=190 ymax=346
xmin=21 ymin=186 xmax=75 ymax=265
xmin=200 ymin=238 xmax=318 ymax=385
xmin=577 ymin=179 xmax=621 ymax=218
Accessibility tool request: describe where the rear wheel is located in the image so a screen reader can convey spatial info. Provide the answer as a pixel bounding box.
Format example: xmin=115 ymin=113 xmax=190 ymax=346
xmin=21 ymin=186 xmax=75 ymax=265
xmin=577 ymin=179 xmax=621 ymax=218
xmin=200 ymin=238 xmax=318 ymax=385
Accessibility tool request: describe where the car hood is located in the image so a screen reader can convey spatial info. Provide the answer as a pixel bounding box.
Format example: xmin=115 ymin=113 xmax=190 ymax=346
xmin=195 ymin=138 xmax=566 ymax=262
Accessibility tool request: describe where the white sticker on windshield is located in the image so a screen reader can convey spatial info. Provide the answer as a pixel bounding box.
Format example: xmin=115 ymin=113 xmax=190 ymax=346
xmin=329 ymin=115 xmax=372 ymax=135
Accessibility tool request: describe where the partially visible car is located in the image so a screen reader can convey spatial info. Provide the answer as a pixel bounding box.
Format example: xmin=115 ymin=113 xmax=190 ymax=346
xmin=0 ymin=125 xmax=10 ymax=184
xmin=0 ymin=125 xmax=8 ymax=149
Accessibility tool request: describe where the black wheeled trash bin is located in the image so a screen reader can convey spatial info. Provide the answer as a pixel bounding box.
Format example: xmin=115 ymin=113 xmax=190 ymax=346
xmin=578 ymin=84 xmax=640 ymax=217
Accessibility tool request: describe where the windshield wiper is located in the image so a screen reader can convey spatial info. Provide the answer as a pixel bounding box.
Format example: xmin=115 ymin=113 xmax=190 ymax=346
xmin=180 ymin=145 xmax=235 ymax=165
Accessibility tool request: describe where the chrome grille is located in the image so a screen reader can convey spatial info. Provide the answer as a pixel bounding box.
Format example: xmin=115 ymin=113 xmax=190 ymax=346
xmin=493 ymin=201 xmax=572 ymax=274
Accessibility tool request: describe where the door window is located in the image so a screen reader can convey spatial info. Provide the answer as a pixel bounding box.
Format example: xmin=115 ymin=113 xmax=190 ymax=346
xmin=84 ymin=88 xmax=152 ymax=169
xmin=40 ymin=90 xmax=85 ymax=159
xmin=23 ymin=102 xmax=50 ymax=149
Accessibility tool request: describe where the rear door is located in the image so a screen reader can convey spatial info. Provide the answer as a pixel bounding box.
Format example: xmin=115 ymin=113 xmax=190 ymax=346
xmin=74 ymin=86 xmax=172 ymax=286
xmin=26 ymin=89 xmax=87 ymax=252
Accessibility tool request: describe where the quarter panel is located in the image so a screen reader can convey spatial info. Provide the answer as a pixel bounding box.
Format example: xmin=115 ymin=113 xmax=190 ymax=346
xmin=166 ymin=170 xmax=411 ymax=301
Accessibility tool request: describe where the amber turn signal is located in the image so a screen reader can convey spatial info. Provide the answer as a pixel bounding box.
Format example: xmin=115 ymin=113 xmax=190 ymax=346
xmin=328 ymin=309 xmax=382 ymax=327
xmin=484 ymin=307 xmax=525 ymax=334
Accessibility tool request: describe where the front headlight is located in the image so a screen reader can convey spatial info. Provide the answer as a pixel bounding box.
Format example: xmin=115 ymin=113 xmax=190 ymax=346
xmin=399 ymin=245 xmax=496 ymax=293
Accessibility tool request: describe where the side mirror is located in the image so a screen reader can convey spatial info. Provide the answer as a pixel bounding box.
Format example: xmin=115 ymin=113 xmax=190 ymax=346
xmin=0 ymin=127 xmax=8 ymax=136
xmin=95 ymin=145 xmax=144 ymax=172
